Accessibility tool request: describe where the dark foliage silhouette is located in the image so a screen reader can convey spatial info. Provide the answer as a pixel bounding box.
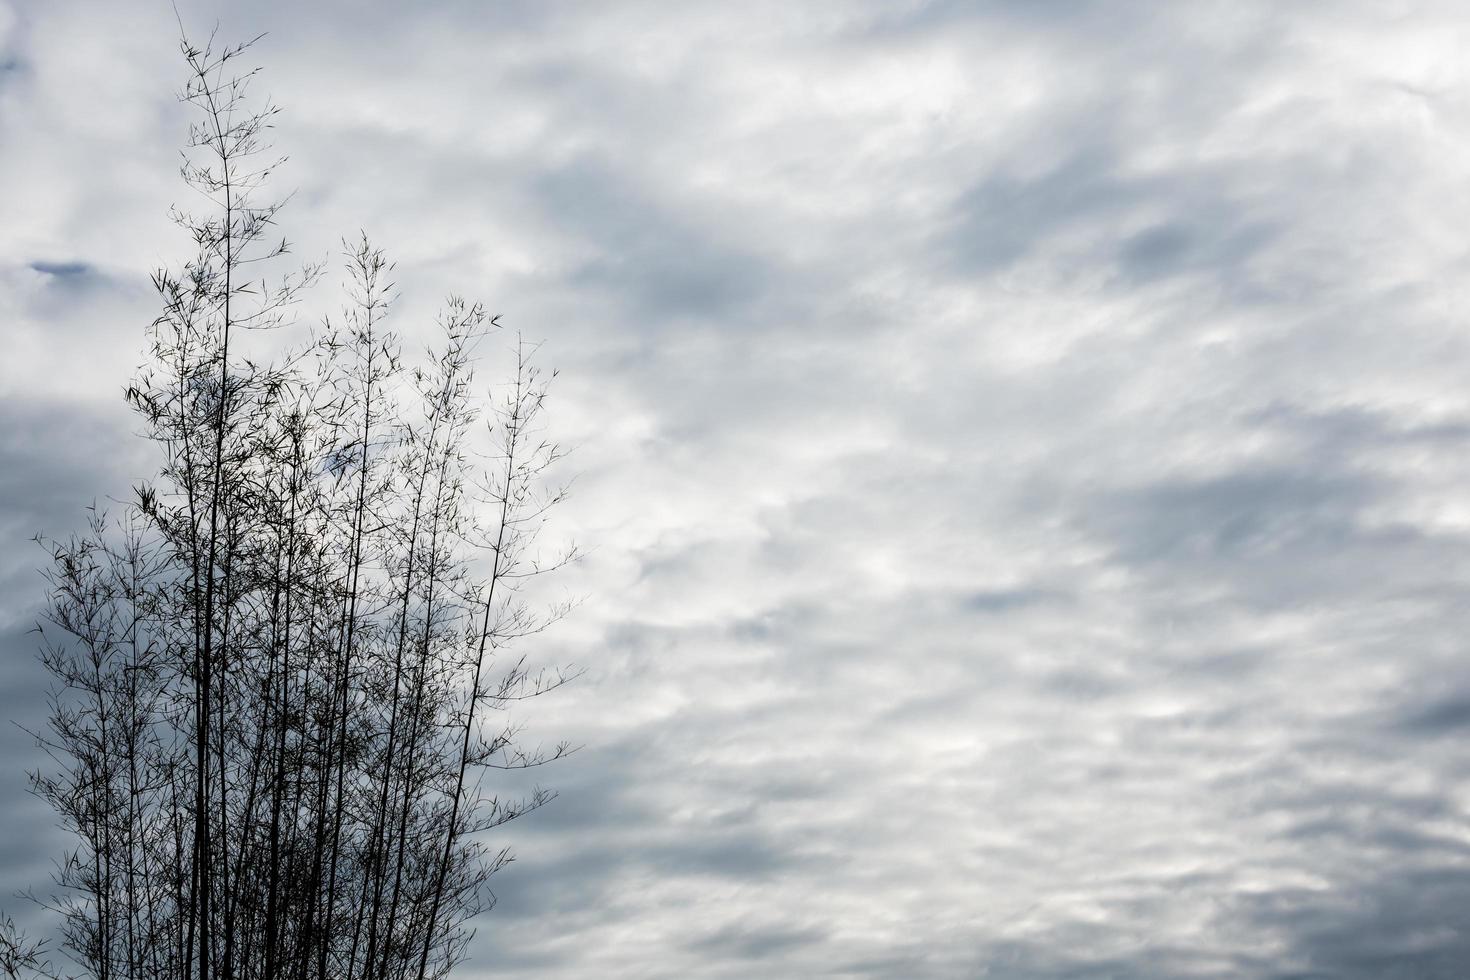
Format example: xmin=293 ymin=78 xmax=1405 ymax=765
xmin=10 ymin=30 xmax=578 ymax=980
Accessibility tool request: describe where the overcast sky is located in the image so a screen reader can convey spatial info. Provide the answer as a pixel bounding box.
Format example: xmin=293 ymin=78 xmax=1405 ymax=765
xmin=7 ymin=1 xmax=1470 ymax=977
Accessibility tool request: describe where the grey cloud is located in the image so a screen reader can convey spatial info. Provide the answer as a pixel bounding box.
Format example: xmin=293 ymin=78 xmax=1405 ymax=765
xmin=1248 ymin=401 xmax=1470 ymax=451
xmin=0 ymin=401 xmax=143 ymax=930
xmin=945 ymin=145 xmax=1128 ymax=272
xmin=9 ymin=1 xmax=1470 ymax=977
xmin=686 ymin=922 xmax=828 ymax=961
xmin=1238 ymin=865 xmax=1470 ymax=980
xmin=0 ymin=622 xmax=72 ymax=937
xmin=533 ymin=158 xmax=777 ymax=323
xmin=943 ymin=142 xmax=1285 ymax=302
xmin=0 ymin=400 xmax=138 ymax=605
xmin=28 ymin=259 xmax=92 ymax=279
xmin=1086 ymin=468 xmax=1381 ymax=568
xmin=962 ymin=586 xmax=1068 ymax=613
xmin=858 ymin=0 xmax=1148 ymax=41
xmin=1118 ymin=218 xmax=1278 ymax=287
xmin=1388 ymin=693 xmax=1470 ymax=739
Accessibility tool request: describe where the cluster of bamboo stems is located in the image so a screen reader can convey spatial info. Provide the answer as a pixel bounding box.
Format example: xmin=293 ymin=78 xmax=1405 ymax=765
xmin=20 ymin=31 xmax=577 ymax=980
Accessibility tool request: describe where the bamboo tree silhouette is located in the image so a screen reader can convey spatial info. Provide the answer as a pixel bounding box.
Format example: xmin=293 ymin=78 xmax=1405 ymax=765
xmin=16 ymin=30 xmax=577 ymax=980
